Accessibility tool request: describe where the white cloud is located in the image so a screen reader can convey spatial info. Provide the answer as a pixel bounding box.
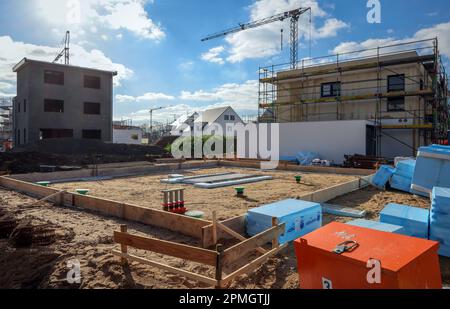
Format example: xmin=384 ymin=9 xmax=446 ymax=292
xmin=204 ymin=0 xmax=348 ymax=63
xmin=0 ymin=36 xmax=133 ymax=91
xmin=122 ymin=104 xmax=193 ymax=123
xmin=117 ymin=80 xmax=260 ymax=123
xmin=34 ymin=0 xmax=165 ymax=41
xmin=116 ymin=33 xmax=123 ymax=40
xmin=332 ymin=22 xmax=450 ymax=59
xmin=178 ymin=61 xmax=194 ymax=71
xmin=0 ymin=82 xmax=13 ymax=91
xmin=201 ymin=46 xmax=225 ymax=65
xmin=180 ymin=80 xmax=258 ymax=111
xmin=101 ymin=34 xmax=109 ymax=41
xmin=116 ymin=92 xmax=175 ymax=103
xmin=314 ymin=18 xmax=348 ymax=39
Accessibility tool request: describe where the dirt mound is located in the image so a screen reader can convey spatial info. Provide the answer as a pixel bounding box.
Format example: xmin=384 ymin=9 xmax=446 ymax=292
xmin=0 ymin=139 xmax=170 ymax=174
xmin=21 ymin=139 xmax=167 ymax=157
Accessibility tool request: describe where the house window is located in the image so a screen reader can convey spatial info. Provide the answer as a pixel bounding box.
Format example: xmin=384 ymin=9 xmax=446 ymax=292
xmin=23 ymin=128 xmax=26 ymax=144
xmin=40 ymin=129 xmax=74 ymax=139
xmin=230 ymin=115 xmax=235 ymax=121
xmin=44 ymin=70 xmax=64 ymax=85
xmin=224 ymin=115 xmax=230 ymax=121
xmin=388 ymin=74 xmax=405 ymax=92
xmin=82 ymin=129 xmax=102 ymax=140
xmin=24 ymin=99 xmax=27 ymax=113
xmin=44 ymin=99 xmax=64 ymax=113
xmin=84 ymin=102 xmax=101 ymax=115
xmin=84 ymin=75 xmax=101 ymax=89
xmin=387 ymin=97 xmax=405 ymax=112
xmin=17 ymin=129 xmax=20 ymax=145
xmin=321 ymin=82 xmax=341 ymax=98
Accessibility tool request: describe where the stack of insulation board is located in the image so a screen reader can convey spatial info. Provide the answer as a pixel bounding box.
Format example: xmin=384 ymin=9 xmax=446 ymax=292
xmin=380 ymin=203 xmax=429 ymax=239
xmin=371 ymin=165 xmax=395 ymax=190
xmin=412 ymin=145 xmax=450 ymax=197
xmin=346 ymin=219 xmax=405 ymax=234
xmin=430 ymin=187 xmax=450 ymax=257
xmin=246 ymin=199 xmax=322 ymax=245
xmin=390 ymin=159 xmax=416 ymax=193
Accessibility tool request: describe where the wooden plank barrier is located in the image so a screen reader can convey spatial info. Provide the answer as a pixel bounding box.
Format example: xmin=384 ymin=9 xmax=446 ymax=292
xmin=113 ymin=222 xmax=285 ymax=288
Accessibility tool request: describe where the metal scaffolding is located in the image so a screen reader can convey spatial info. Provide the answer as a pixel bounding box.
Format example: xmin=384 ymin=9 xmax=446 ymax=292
xmin=258 ymin=38 xmax=449 ymax=156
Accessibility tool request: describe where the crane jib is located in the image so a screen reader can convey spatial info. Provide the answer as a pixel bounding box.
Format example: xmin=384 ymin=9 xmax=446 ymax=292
xmin=200 ymin=7 xmax=311 ymax=69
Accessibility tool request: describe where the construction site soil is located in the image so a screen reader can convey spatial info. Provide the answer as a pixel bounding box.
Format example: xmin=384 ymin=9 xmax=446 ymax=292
xmin=50 ymin=167 xmax=357 ymax=221
xmin=0 ymin=139 xmax=167 ymax=174
xmin=1 ymin=169 xmax=449 ymax=289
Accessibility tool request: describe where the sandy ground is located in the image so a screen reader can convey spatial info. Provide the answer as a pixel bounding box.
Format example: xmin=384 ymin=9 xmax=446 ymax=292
xmin=1 ymin=168 xmax=449 ymax=289
xmin=50 ymin=167 xmax=357 ymax=221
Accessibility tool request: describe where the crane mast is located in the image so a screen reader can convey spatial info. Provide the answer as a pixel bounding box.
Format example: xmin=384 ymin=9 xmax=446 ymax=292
xmin=53 ymin=31 xmax=70 ymax=65
xmin=201 ymin=7 xmax=311 ymax=69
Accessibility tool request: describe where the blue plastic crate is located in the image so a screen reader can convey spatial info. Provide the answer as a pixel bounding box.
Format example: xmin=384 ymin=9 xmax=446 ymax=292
xmin=346 ymin=219 xmax=405 ymax=234
xmin=380 ymin=203 xmax=429 ymax=239
xmin=246 ymin=199 xmax=322 ymax=244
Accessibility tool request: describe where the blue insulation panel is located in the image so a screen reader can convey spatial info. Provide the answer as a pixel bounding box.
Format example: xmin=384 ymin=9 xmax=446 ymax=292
xmin=346 ymin=219 xmax=405 ymax=234
xmin=390 ymin=160 xmax=416 ymax=193
xmin=372 ymin=165 xmax=395 ymax=190
xmin=246 ymin=199 xmax=322 ymax=244
xmin=412 ymin=145 xmax=450 ymax=197
xmin=430 ymin=187 xmax=450 ymax=257
xmin=380 ymin=203 xmax=429 ymax=239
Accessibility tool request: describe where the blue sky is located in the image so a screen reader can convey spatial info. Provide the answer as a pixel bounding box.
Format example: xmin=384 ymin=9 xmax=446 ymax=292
xmin=0 ymin=0 xmax=449 ymax=125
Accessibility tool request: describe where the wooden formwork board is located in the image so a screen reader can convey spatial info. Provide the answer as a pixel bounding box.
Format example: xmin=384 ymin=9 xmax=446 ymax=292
xmin=297 ymin=175 xmax=372 ymax=203
xmin=0 ymin=176 xmax=211 ymax=240
xmin=113 ymin=222 xmax=285 ymax=288
xmin=9 ymin=160 xmax=220 ymax=183
xmin=218 ymin=160 xmax=374 ymax=176
xmin=113 ymin=231 xmax=218 ymax=266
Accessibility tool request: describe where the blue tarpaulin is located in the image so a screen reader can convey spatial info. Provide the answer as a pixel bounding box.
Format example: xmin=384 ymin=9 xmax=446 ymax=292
xmin=295 ymin=152 xmax=320 ymax=166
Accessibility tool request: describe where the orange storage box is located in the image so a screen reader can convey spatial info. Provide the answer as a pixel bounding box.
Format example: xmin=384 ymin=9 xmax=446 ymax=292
xmin=294 ymin=222 xmax=442 ymax=289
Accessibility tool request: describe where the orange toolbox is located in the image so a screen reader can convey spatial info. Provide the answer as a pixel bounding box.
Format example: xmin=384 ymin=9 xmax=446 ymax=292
xmin=294 ymin=222 xmax=442 ymax=289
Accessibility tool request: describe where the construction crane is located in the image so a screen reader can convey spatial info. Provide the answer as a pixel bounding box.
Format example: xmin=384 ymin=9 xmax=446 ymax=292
xmin=53 ymin=31 xmax=70 ymax=65
xmin=201 ymin=7 xmax=311 ymax=69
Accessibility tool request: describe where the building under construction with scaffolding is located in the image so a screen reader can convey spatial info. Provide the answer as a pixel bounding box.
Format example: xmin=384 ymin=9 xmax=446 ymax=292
xmin=258 ymin=39 xmax=449 ymax=158
xmin=0 ymin=97 xmax=13 ymax=151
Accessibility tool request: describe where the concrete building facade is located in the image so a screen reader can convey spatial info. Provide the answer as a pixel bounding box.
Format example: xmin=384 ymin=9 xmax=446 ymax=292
xmin=12 ymin=58 xmax=117 ymax=146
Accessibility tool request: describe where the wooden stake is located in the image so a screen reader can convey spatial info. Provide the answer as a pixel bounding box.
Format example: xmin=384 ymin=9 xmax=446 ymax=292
xmin=271 ymin=217 xmax=279 ymax=249
xmin=215 ymin=244 xmax=224 ymax=289
xmin=212 ymin=211 xmax=218 ymax=246
xmin=120 ymin=225 xmax=128 ymax=266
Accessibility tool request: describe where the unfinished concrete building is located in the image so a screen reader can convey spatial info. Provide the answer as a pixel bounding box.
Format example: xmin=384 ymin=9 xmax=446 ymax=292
xmin=258 ymin=39 xmax=449 ymax=158
xmin=12 ymin=58 xmax=117 ymax=146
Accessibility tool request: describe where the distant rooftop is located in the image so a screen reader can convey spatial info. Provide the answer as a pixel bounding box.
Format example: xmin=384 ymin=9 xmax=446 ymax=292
xmin=13 ymin=58 xmax=118 ymax=76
